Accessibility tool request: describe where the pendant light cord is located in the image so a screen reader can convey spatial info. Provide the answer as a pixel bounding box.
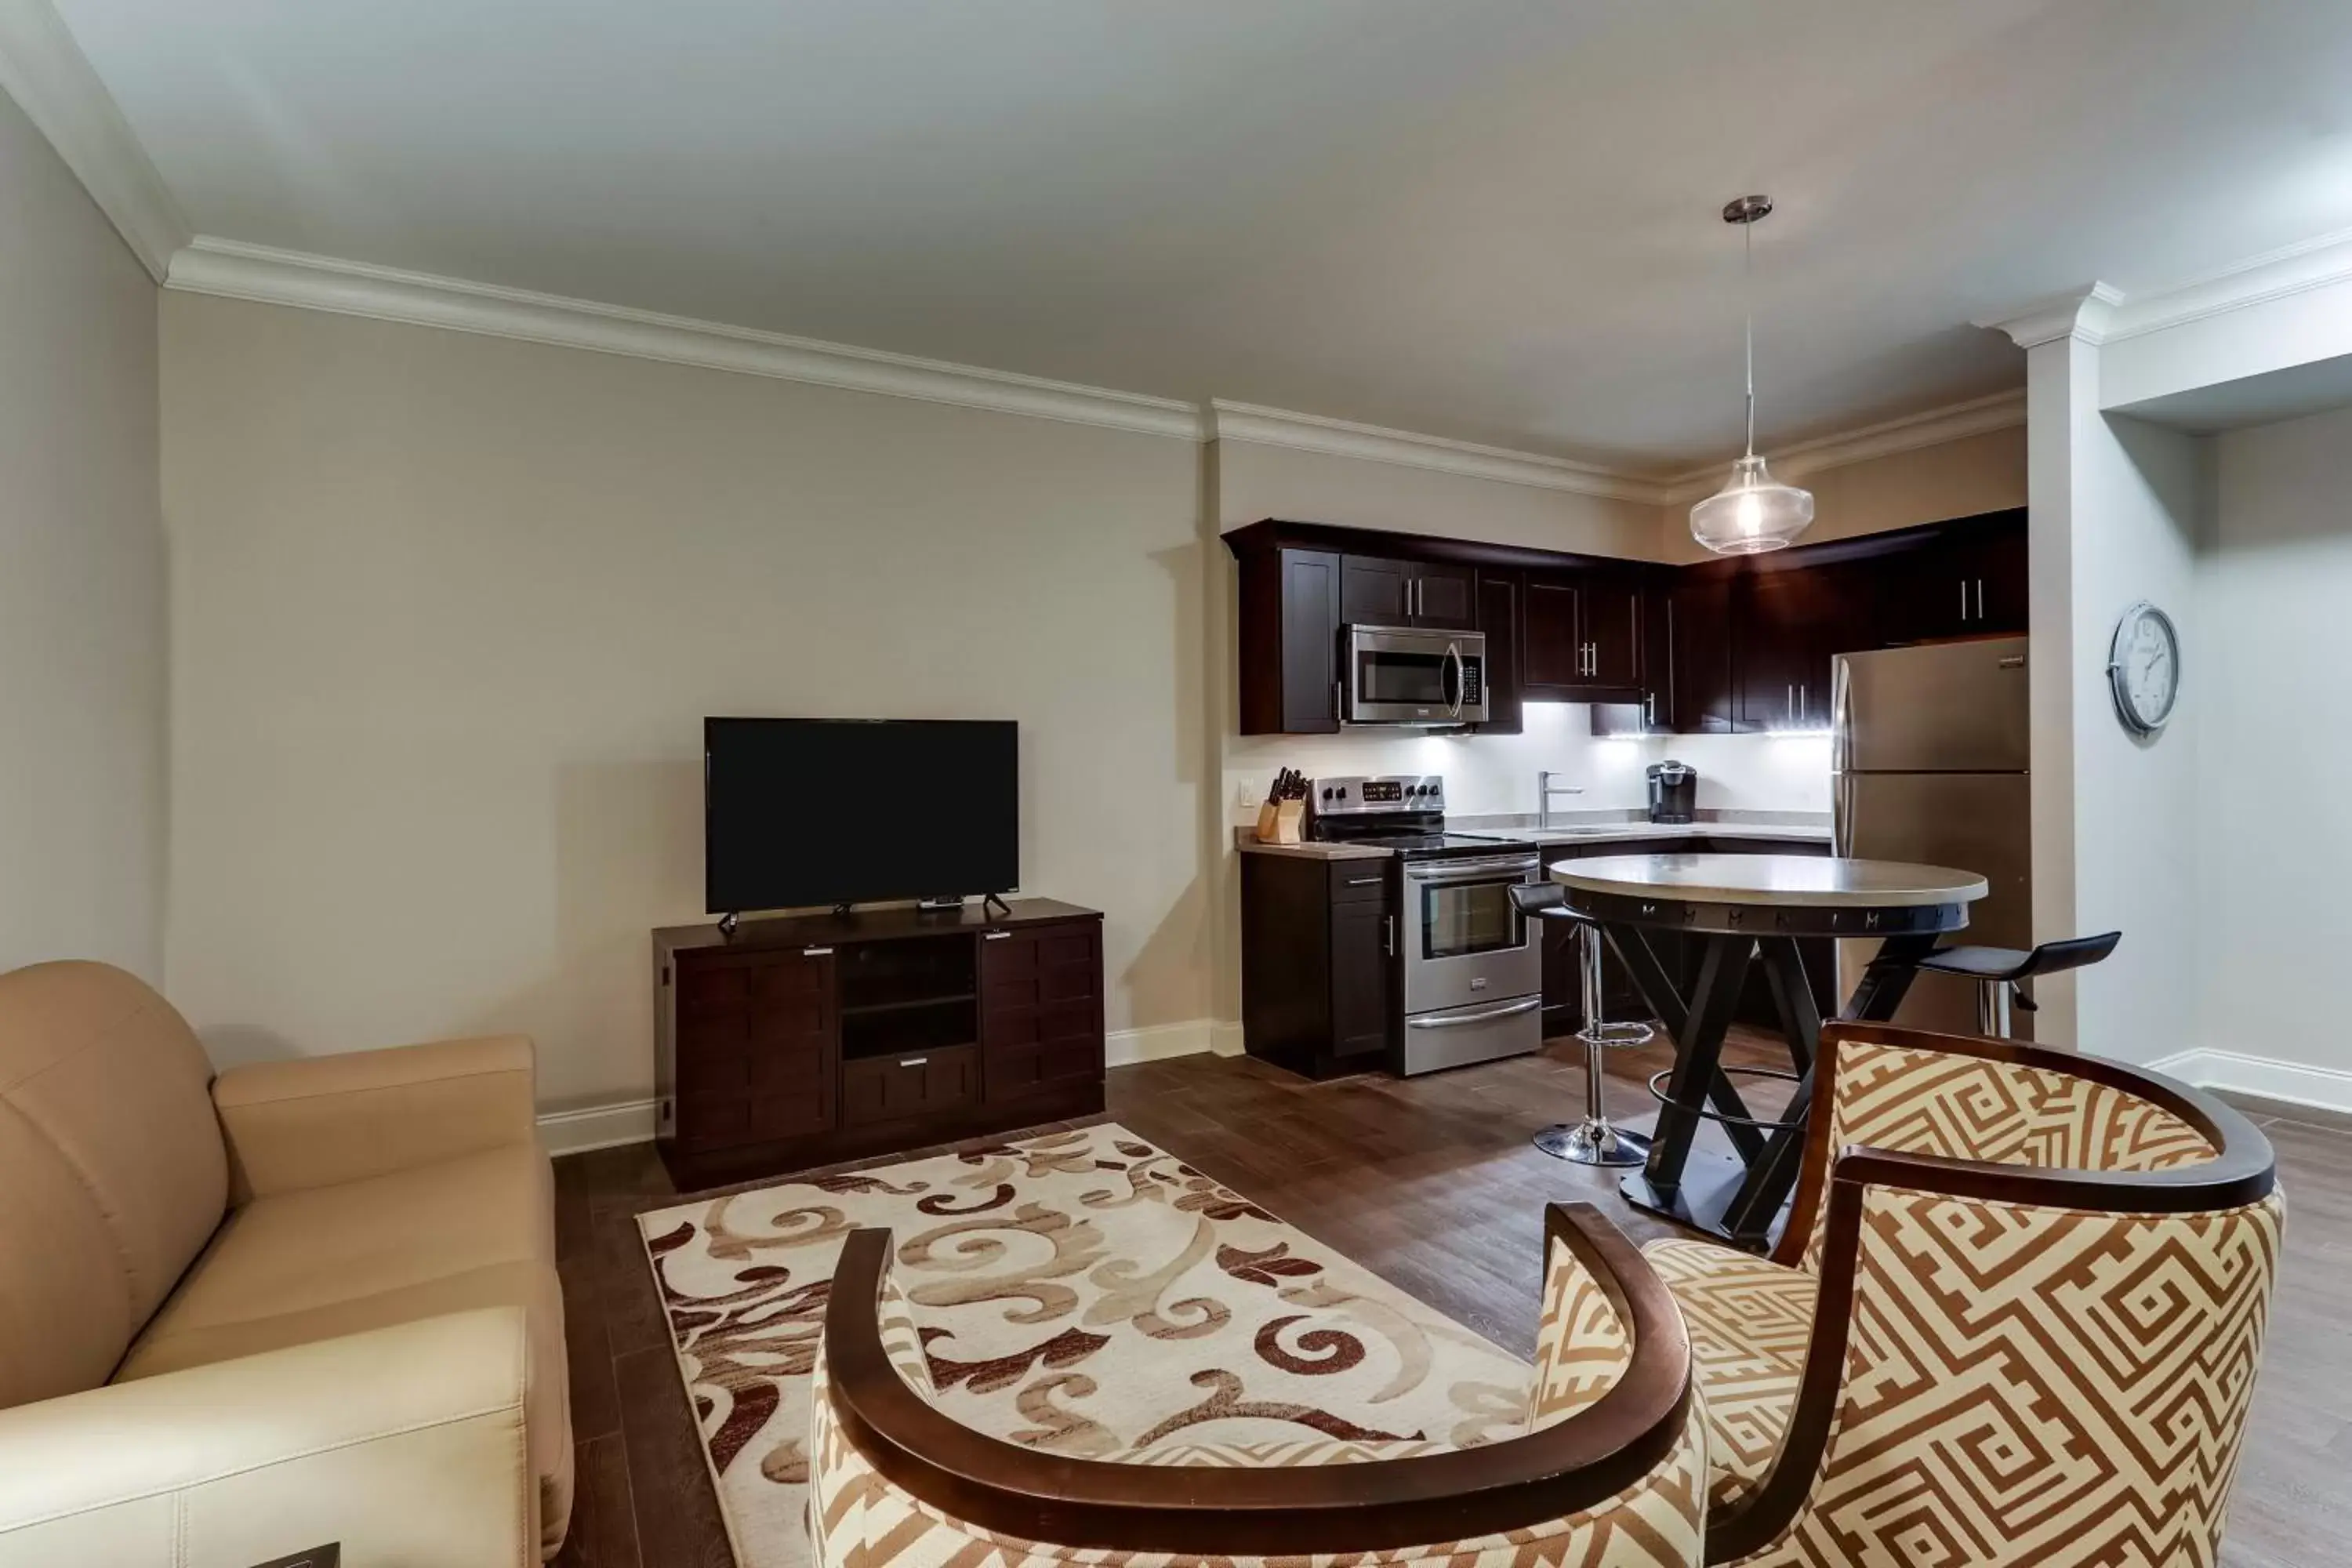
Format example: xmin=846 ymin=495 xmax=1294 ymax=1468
xmin=1742 ymin=216 xmax=1757 ymax=459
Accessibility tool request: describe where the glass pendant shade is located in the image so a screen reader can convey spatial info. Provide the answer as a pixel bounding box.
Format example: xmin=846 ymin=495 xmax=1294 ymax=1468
xmin=1690 ymin=452 xmax=1813 ymax=555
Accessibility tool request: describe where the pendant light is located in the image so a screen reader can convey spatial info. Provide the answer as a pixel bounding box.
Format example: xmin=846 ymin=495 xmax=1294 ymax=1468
xmin=1690 ymin=194 xmax=1813 ymax=555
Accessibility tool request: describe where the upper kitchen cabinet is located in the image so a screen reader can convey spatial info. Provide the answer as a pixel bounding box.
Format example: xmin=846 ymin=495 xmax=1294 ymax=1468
xmin=1236 ymin=544 xmax=1342 ymax=735
xmin=1339 ymin=554 xmax=1477 ymax=630
xmin=1472 ymin=572 xmax=1524 ymax=735
xmin=1524 ymin=566 xmax=1643 ymax=699
xmin=1596 ymin=569 xmax=1735 ymax=736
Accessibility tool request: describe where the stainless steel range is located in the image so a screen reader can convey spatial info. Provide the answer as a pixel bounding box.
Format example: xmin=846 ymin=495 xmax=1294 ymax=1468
xmin=1307 ymin=775 xmax=1543 ymax=1075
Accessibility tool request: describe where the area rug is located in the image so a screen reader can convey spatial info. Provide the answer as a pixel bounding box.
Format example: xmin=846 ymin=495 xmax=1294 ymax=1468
xmin=637 ymin=1123 xmax=1535 ymax=1568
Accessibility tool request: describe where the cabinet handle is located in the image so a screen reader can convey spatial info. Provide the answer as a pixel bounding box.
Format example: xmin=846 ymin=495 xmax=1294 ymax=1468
xmin=982 ymin=930 xmax=1012 ymax=941
xmin=1976 ymin=579 xmax=1985 ymax=620
xmin=1384 ymin=915 xmax=1396 ymax=956
xmin=1800 ymin=682 xmax=1809 ymax=725
xmin=1960 ymin=578 xmax=1972 ymax=622
xmin=1787 ymin=683 xmax=1795 ymax=724
xmin=803 ymin=946 xmax=833 ymax=957
xmin=1345 ymin=876 xmax=1381 ymax=886
xmin=898 ymin=1056 xmax=928 ymax=1068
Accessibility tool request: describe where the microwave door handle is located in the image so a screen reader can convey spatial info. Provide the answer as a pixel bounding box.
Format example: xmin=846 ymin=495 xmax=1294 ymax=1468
xmin=1445 ymin=641 xmax=1465 ymax=718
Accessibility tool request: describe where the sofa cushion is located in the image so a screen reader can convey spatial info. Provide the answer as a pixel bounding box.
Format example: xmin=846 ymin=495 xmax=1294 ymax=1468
xmin=0 ymin=962 xmax=227 ymax=1410
xmin=114 ymin=1142 xmax=570 ymax=1548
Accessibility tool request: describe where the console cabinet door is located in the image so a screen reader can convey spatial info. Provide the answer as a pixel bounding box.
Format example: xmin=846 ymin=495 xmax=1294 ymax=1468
xmin=980 ymin=924 xmax=1105 ymax=1102
xmin=674 ymin=948 xmax=837 ymax=1152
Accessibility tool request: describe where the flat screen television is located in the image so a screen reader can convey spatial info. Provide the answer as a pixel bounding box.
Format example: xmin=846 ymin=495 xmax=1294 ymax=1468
xmin=704 ymin=717 xmax=1018 ymax=914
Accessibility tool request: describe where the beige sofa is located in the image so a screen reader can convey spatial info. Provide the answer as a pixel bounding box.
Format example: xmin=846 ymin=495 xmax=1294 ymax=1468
xmin=0 ymin=961 xmax=572 ymax=1565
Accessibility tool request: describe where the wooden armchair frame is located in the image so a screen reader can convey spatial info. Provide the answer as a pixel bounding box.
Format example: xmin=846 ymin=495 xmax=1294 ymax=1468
xmin=822 ymin=1202 xmax=1692 ymax=1555
xmin=1706 ymin=1021 xmax=2279 ymax=1564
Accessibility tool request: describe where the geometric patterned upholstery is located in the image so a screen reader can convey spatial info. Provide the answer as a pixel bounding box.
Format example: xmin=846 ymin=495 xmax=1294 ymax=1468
xmin=1740 ymin=1188 xmax=2284 ymax=1566
xmin=1797 ymin=1039 xmax=2218 ymax=1270
xmin=811 ymin=1234 xmax=1710 ymax=1568
xmin=1640 ymin=1240 xmax=1812 ymax=1512
xmin=1652 ymin=1029 xmax=2283 ymax=1568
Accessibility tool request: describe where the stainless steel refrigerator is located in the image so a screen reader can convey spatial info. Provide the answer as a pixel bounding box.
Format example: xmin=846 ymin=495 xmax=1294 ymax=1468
xmin=1831 ymin=637 xmax=2033 ymax=1036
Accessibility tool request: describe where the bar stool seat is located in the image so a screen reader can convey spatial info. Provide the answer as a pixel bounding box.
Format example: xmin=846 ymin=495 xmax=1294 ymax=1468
xmin=1511 ymin=881 xmax=1653 ymax=1167
xmin=1915 ymin=931 xmax=2120 ymax=1036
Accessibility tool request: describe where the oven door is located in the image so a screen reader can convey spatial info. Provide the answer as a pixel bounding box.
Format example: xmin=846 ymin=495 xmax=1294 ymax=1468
xmin=1345 ymin=626 xmax=1489 ymax=725
xmin=1401 ymin=854 xmax=1541 ymax=1014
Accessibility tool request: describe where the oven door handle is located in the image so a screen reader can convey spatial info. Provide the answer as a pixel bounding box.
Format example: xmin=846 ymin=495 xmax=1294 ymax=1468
xmin=1404 ymin=855 xmax=1541 ymax=880
xmin=1406 ymin=997 xmax=1544 ymax=1029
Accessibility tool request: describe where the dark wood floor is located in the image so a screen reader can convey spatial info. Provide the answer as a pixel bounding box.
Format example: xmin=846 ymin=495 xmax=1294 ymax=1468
xmin=550 ymin=1032 xmax=2351 ymax=1568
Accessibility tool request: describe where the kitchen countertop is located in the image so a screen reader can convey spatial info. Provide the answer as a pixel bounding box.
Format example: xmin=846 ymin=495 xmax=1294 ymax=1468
xmin=1451 ymin=811 xmax=1831 ymax=848
xmin=1552 ymin=852 xmax=1986 ymax=908
xmin=1232 ymin=827 xmax=1391 ymax=860
xmin=1234 ymin=811 xmax=1831 ymax=858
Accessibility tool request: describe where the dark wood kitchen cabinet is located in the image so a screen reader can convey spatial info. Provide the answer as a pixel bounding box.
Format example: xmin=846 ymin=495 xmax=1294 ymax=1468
xmin=1473 ymin=572 xmax=1524 ymax=735
xmin=1228 ymin=510 xmax=2024 ymax=738
xmin=654 ymin=899 xmax=1103 ymax=1185
xmin=1240 ymin=852 xmax=1396 ymax=1078
xmin=1525 ymin=568 xmax=1642 ymax=699
xmin=1340 ymin=554 xmax=1477 ymax=630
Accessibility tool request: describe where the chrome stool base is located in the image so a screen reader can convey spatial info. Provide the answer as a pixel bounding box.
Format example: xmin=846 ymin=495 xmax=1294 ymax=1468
xmin=1534 ymin=1117 xmax=1652 ymax=1167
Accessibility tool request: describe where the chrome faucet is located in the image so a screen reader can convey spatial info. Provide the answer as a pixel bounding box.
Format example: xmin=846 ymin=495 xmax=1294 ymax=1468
xmin=1537 ymin=771 xmax=1585 ymax=830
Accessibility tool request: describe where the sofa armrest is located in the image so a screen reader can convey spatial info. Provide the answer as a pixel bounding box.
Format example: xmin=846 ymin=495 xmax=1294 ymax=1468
xmin=214 ymin=1034 xmax=536 ymax=1201
xmin=0 ymin=1308 xmax=535 ymax=1566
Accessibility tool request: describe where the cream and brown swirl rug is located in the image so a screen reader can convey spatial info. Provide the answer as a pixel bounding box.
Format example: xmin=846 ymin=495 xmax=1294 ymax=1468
xmin=638 ymin=1122 xmax=1533 ymax=1568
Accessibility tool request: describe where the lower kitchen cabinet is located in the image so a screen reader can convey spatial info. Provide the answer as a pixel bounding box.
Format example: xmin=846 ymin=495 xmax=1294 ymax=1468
xmin=1240 ymin=852 xmax=1396 ymax=1078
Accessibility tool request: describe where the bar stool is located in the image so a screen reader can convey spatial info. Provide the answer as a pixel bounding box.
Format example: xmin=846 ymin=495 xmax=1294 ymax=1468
xmin=1914 ymin=931 xmax=2122 ymax=1037
xmin=1509 ymin=882 xmax=1653 ymax=1167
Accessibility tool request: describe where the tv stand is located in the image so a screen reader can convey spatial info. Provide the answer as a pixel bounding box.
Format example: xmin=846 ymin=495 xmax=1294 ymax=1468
xmin=983 ymin=891 xmax=1013 ymax=919
xmin=652 ymin=898 xmax=1105 ymax=1187
xmin=717 ymin=911 xmax=740 ymax=939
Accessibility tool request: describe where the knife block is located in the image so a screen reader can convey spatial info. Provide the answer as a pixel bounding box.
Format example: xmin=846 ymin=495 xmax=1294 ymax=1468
xmin=1256 ymin=799 xmax=1306 ymax=845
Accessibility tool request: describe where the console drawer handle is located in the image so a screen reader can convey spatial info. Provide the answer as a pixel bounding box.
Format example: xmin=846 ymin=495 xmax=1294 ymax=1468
xmin=982 ymin=931 xmax=1013 ymax=941
xmin=802 ymin=946 xmax=833 ymax=957
xmin=899 ymin=1056 xmax=928 ymax=1068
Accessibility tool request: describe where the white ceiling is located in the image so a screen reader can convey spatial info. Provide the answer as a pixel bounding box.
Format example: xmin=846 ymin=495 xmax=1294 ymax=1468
xmin=49 ymin=0 xmax=2352 ymax=471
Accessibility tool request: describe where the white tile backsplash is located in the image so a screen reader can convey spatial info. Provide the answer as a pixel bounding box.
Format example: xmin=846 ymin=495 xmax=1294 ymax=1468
xmin=1225 ymin=703 xmax=1832 ymax=822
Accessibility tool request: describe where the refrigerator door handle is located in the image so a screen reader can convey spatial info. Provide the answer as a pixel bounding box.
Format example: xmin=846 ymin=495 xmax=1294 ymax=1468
xmin=1834 ymin=771 xmax=1855 ymax=857
xmin=1830 ymin=659 xmax=1855 ymax=774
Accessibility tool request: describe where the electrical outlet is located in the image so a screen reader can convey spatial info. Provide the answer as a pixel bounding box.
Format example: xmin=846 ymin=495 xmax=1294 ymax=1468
xmin=1234 ymin=776 xmax=1266 ymax=809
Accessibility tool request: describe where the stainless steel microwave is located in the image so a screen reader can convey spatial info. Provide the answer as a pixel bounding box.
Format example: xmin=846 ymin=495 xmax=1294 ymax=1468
xmin=1342 ymin=625 xmax=1489 ymax=726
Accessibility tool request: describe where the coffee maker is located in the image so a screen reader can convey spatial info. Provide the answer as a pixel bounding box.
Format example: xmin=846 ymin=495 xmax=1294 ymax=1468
xmin=1647 ymin=760 xmax=1697 ymax=824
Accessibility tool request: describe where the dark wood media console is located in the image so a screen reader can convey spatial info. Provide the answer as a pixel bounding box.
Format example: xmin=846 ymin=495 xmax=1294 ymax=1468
xmin=652 ymin=898 xmax=1105 ymax=1187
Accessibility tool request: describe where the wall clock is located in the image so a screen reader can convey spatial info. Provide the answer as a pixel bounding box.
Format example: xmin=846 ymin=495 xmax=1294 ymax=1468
xmin=2107 ymin=601 xmax=2180 ymax=737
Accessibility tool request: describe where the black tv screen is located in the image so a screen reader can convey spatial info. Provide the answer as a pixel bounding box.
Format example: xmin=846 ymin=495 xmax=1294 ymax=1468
xmin=704 ymin=717 xmax=1018 ymax=913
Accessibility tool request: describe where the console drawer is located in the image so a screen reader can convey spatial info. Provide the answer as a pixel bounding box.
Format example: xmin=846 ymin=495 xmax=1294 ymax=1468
xmin=842 ymin=1044 xmax=978 ymax=1126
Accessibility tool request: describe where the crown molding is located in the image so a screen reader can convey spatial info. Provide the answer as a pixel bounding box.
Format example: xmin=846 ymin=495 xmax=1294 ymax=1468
xmin=164 ymin=238 xmax=1210 ymax=442
xmin=0 ymin=0 xmax=188 ymax=280
xmin=1974 ymin=284 xmax=2124 ymax=350
xmin=1207 ymin=400 xmax=1667 ymax=503
xmin=1659 ymin=387 xmax=2028 ymax=503
xmin=2100 ymin=223 xmax=2352 ymax=343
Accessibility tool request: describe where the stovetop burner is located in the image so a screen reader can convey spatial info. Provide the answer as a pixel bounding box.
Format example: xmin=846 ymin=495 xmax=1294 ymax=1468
xmin=1301 ymin=774 xmax=1533 ymax=859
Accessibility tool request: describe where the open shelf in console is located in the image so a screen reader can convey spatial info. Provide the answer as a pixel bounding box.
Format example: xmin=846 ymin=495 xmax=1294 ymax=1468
xmin=837 ymin=933 xmax=979 ymax=1060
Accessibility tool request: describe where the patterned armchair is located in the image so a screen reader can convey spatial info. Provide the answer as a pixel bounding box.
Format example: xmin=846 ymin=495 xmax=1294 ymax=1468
xmin=812 ymin=1203 xmax=1708 ymax=1567
xmin=1646 ymin=1021 xmax=2282 ymax=1566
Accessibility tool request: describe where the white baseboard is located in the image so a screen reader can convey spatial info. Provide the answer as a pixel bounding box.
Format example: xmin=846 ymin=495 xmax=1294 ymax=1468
xmin=537 ymin=1097 xmax=659 ymax=1156
xmin=2144 ymin=1049 xmax=2352 ymax=1117
xmin=1105 ymin=1018 xmax=1217 ymax=1067
xmin=539 ymin=1020 xmax=1227 ymax=1153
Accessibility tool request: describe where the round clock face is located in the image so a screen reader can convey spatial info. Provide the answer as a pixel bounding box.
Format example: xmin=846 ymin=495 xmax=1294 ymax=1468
xmin=2107 ymin=601 xmax=2180 ymax=735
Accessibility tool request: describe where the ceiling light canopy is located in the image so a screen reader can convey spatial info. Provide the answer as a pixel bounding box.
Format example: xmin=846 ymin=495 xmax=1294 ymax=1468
xmin=1691 ymin=195 xmax=1813 ymax=556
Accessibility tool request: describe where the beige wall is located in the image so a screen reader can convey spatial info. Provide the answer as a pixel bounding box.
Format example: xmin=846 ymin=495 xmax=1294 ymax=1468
xmin=161 ymin=295 xmax=1210 ymax=1112
xmin=0 ymin=89 xmax=166 ymax=980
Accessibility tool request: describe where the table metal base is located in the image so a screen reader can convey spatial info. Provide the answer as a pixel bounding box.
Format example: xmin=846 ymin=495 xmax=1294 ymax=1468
xmin=1619 ymin=1150 xmax=1788 ymax=1252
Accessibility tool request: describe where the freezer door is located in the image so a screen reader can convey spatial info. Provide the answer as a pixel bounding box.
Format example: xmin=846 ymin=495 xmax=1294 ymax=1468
xmin=1834 ymin=769 xmax=2034 ymax=1037
xmin=1832 ymin=638 xmax=2030 ymax=774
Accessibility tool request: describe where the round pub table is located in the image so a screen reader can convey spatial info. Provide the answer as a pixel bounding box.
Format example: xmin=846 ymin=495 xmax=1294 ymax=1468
xmin=1551 ymin=853 xmax=1988 ymax=1251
